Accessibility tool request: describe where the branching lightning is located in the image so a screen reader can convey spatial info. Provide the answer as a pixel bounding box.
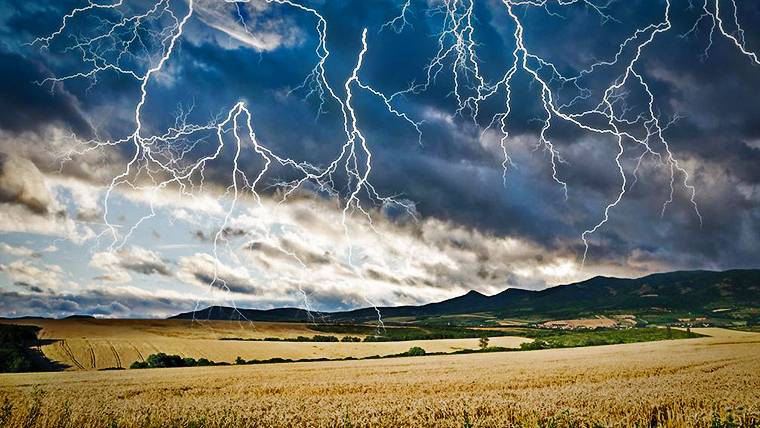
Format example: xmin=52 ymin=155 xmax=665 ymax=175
xmin=380 ymin=0 xmax=756 ymax=267
xmin=31 ymin=0 xmax=759 ymax=320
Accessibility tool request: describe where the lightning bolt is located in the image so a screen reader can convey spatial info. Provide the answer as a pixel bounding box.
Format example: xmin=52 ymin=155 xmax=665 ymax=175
xmin=32 ymin=0 xmax=422 ymax=329
xmin=31 ymin=0 xmax=759 ymax=321
xmin=382 ymin=0 xmax=747 ymax=268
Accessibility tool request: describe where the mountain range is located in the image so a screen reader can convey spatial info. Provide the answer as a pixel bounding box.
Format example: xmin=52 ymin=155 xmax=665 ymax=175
xmin=170 ymin=269 xmax=760 ymax=322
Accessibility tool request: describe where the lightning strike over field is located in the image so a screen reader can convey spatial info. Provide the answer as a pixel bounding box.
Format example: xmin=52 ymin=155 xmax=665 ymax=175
xmin=23 ymin=0 xmax=760 ymax=318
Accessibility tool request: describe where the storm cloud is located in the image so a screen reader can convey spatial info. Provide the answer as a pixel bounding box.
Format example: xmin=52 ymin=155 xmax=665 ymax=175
xmin=0 ymin=0 xmax=759 ymax=317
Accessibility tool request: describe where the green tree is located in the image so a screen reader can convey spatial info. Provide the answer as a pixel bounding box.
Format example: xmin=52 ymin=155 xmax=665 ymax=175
xmin=479 ymin=336 xmax=490 ymax=350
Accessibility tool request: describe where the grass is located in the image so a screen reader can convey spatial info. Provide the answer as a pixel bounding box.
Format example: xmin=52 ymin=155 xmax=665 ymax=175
xmin=519 ymin=326 xmax=701 ymax=350
xmin=0 ymin=328 xmax=757 ymax=427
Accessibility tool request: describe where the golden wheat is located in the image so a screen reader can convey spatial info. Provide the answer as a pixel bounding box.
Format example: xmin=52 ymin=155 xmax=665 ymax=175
xmin=0 ymin=319 xmax=530 ymax=370
xmin=0 ymin=328 xmax=758 ymax=427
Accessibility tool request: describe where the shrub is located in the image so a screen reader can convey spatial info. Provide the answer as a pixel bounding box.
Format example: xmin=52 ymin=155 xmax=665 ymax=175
xmin=196 ymin=358 xmax=214 ymax=366
xmin=520 ymin=340 xmax=552 ymax=351
xmin=146 ymin=353 xmax=185 ymax=368
xmin=131 ymin=354 xmax=217 ymax=369
xmin=341 ymin=336 xmax=362 ymax=342
xmin=405 ymin=347 xmax=426 ymax=356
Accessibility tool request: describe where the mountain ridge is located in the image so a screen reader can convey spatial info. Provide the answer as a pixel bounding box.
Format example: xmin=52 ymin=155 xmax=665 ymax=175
xmin=170 ymin=269 xmax=760 ymax=322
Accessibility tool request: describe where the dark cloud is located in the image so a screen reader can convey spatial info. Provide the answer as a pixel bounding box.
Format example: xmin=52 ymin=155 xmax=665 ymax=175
xmin=85 ymin=301 xmax=131 ymax=317
xmin=192 ymin=227 xmax=248 ymax=243
xmin=158 ymin=0 xmax=760 ymax=272
xmin=121 ymin=258 xmax=170 ymax=277
xmin=0 ymin=288 xmax=187 ymax=318
xmin=13 ymin=281 xmax=45 ymax=293
xmin=75 ymin=209 xmax=103 ymax=223
xmin=0 ymin=50 xmax=92 ymax=136
xmin=363 ymin=268 xmax=400 ymax=285
xmin=192 ymin=273 xmax=257 ymax=295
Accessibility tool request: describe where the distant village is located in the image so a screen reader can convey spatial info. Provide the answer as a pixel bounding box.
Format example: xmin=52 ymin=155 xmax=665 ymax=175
xmin=533 ymin=315 xmax=635 ymax=331
xmin=532 ymin=315 xmax=716 ymax=331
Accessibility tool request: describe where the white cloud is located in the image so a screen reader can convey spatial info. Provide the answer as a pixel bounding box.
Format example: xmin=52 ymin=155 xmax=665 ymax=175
xmin=0 ymin=151 xmax=98 ymax=244
xmin=0 ymin=243 xmax=37 ymax=258
xmin=188 ymin=194 xmax=616 ymax=309
xmin=0 ymin=201 xmax=95 ymax=244
xmin=0 ymin=153 xmax=52 ymax=214
xmin=0 ymin=260 xmax=72 ymax=292
xmin=90 ymin=246 xmax=171 ymax=283
xmin=177 ymin=252 xmax=261 ymax=294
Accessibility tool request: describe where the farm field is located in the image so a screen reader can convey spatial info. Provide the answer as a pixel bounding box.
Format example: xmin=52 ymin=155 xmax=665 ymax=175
xmin=0 ymin=328 xmax=758 ymax=427
xmin=0 ymin=318 xmax=531 ymax=370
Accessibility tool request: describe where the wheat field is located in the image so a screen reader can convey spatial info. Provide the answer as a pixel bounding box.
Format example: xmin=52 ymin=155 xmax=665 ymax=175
xmin=0 ymin=328 xmax=758 ymax=427
xmin=0 ymin=318 xmax=530 ymax=370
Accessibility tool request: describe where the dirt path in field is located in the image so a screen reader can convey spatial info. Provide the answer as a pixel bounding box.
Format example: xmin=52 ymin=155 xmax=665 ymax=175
xmin=109 ymin=342 xmax=122 ymax=368
xmin=84 ymin=340 xmax=96 ymax=369
xmin=57 ymin=340 xmax=85 ymax=370
xmin=129 ymin=342 xmax=145 ymax=362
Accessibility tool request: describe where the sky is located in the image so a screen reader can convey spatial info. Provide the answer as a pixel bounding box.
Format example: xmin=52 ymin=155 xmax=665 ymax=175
xmin=0 ymin=0 xmax=759 ymax=318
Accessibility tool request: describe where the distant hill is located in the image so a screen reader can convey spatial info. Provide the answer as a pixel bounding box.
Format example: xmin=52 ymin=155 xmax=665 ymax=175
xmin=170 ymin=269 xmax=760 ymax=322
xmin=171 ymin=306 xmax=316 ymax=322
